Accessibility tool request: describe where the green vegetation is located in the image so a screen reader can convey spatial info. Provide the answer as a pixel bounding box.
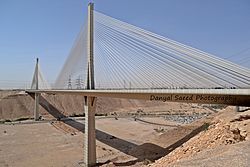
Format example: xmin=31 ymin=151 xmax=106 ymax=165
xmin=202 ymin=122 xmax=210 ymax=131
xmin=0 ymin=117 xmax=31 ymax=124
xmin=69 ymin=113 xmax=85 ymax=117
xmin=14 ymin=117 xmax=30 ymax=122
xmin=0 ymin=119 xmax=11 ymax=124
xmin=95 ymin=113 xmax=108 ymax=116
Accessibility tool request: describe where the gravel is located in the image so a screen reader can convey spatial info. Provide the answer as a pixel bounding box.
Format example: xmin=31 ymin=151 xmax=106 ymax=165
xmin=164 ymin=113 xmax=209 ymax=124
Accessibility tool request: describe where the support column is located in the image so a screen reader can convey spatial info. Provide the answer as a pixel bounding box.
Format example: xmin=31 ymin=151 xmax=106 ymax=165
xmin=34 ymin=58 xmax=39 ymax=121
xmin=84 ymin=96 xmax=96 ymax=166
xmin=235 ymin=106 xmax=239 ymax=112
xmin=34 ymin=93 xmax=39 ymax=120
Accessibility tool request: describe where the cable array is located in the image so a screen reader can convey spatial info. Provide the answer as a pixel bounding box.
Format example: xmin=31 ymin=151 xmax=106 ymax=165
xmin=93 ymin=11 xmax=250 ymax=89
xmin=31 ymin=63 xmax=51 ymax=89
xmin=54 ymin=20 xmax=88 ymax=89
xmin=53 ymin=11 xmax=250 ymax=90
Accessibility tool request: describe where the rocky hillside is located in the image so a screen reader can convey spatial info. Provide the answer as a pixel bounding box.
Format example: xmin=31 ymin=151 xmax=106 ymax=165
xmin=150 ymin=106 xmax=250 ymax=167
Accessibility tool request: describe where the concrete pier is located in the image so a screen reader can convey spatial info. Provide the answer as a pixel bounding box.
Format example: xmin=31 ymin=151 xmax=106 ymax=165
xmin=84 ymin=96 xmax=96 ymax=166
xmin=34 ymin=58 xmax=39 ymax=121
xmin=34 ymin=93 xmax=40 ymax=120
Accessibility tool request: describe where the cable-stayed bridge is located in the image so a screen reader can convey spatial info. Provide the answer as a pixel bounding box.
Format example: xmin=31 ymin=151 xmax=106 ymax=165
xmin=26 ymin=3 xmax=250 ymax=166
xmin=27 ymin=7 xmax=250 ymax=107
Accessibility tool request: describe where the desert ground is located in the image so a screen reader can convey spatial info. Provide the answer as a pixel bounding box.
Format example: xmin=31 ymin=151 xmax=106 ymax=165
xmin=0 ymin=90 xmax=249 ymax=167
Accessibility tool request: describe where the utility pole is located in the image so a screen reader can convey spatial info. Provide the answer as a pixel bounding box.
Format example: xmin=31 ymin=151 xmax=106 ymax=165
xmin=76 ymin=76 xmax=83 ymax=89
xmin=34 ymin=58 xmax=40 ymax=121
xmin=67 ymin=75 xmax=72 ymax=89
xmin=84 ymin=2 xmax=97 ymax=166
xmin=123 ymin=80 xmax=126 ymax=89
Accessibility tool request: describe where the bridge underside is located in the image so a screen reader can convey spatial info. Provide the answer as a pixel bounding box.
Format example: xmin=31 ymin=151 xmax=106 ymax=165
xmin=26 ymin=88 xmax=249 ymax=166
xmin=26 ymin=89 xmax=250 ymax=107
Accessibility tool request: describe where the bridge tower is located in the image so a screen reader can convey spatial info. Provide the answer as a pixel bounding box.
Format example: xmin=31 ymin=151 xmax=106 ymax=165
xmin=84 ymin=2 xmax=97 ymax=166
xmin=34 ymin=58 xmax=40 ymax=121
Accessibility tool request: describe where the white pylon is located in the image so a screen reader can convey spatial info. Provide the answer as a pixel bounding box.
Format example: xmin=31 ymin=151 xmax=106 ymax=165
xmin=84 ymin=2 xmax=97 ymax=167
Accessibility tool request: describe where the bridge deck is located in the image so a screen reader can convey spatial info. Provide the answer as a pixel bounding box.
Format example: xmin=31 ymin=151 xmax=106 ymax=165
xmin=26 ymin=89 xmax=250 ymax=107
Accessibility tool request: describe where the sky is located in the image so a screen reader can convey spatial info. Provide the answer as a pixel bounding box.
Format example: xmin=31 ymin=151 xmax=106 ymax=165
xmin=0 ymin=0 xmax=250 ymax=89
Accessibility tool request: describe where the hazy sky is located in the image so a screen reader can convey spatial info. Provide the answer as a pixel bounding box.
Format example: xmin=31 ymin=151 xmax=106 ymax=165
xmin=0 ymin=0 xmax=250 ymax=88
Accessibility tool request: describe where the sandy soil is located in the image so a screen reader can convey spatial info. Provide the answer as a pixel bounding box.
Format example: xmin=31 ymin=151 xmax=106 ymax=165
xmin=0 ymin=111 xmax=215 ymax=167
xmin=0 ymin=122 xmax=83 ymax=167
xmin=1 ymin=90 xmax=249 ymax=167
